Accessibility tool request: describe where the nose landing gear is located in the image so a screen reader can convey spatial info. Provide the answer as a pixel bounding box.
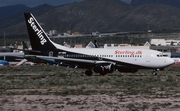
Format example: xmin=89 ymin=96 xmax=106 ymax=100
xmin=152 ymin=69 xmax=159 ymax=76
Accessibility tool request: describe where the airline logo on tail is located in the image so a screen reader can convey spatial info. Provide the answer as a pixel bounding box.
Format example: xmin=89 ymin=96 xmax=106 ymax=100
xmin=28 ymin=17 xmax=47 ymax=45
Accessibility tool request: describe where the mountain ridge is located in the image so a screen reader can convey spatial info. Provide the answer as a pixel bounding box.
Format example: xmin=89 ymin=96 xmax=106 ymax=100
xmin=131 ymin=0 xmax=180 ymax=8
xmin=1 ymin=0 xmax=180 ymax=35
xmin=0 ymin=4 xmax=30 ymax=19
xmin=0 ymin=4 xmax=55 ymax=30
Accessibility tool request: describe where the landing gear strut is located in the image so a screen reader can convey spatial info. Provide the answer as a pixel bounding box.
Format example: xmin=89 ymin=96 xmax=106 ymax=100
xmin=152 ymin=69 xmax=158 ymax=76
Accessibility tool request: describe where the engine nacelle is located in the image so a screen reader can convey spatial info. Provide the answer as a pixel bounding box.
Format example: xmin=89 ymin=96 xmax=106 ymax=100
xmin=116 ymin=65 xmax=138 ymax=73
xmin=94 ymin=63 xmax=115 ymax=74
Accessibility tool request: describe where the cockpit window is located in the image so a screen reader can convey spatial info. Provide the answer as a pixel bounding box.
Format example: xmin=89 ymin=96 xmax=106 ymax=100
xmin=157 ymin=53 xmax=163 ymax=57
xmin=157 ymin=53 xmax=167 ymax=57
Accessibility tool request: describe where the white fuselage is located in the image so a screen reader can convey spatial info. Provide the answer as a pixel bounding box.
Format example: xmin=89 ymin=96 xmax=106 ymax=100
xmin=52 ymin=41 xmax=174 ymax=69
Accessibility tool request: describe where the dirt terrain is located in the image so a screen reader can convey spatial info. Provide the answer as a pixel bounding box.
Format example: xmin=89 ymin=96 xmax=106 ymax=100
xmin=0 ymin=93 xmax=180 ymax=111
xmin=0 ymin=65 xmax=179 ymax=111
xmin=0 ymin=92 xmax=180 ymax=111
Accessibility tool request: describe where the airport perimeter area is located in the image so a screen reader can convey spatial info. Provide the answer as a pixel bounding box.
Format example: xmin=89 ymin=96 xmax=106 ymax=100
xmin=0 ymin=65 xmax=179 ymax=111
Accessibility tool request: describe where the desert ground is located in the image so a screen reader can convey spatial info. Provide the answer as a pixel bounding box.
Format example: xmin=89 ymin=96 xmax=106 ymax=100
xmin=0 ymin=65 xmax=179 ymax=111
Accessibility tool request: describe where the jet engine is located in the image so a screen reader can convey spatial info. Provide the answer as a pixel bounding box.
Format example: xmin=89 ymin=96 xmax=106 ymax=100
xmin=93 ymin=63 xmax=115 ymax=75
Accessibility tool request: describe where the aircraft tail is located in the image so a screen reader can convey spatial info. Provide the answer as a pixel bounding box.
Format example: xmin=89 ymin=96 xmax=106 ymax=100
xmin=22 ymin=41 xmax=29 ymax=55
xmin=94 ymin=40 xmax=99 ymax=48
xmin=24 ymin=13 xmax=56 ymax=55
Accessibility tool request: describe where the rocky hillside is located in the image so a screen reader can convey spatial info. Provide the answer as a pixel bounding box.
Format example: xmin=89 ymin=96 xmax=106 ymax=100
xmin=1 ymin=0 xmax=180 ymax=35
xmin=26 ymin=0 xmax=180 ymax=33
xmin=0 ymin=4 xmax=30 ymax=19
xmin=0 ymin=4 xmax=55 ymax=30
xmin=131 ymin=0 xmax=180 ymax=8
xmin=109 ymin=4 xmax=180 ymax=32
xmin=39 ymin=0 xmax=132 ymax=33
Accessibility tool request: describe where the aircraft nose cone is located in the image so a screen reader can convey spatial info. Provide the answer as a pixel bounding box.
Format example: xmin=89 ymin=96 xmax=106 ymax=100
xmin=168 ymin=58 xmax=175 ymax=65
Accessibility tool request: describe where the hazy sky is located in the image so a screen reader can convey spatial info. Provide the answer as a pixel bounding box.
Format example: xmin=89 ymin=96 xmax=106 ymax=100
xmin=0 ymin=0 xmax=132 ymax=7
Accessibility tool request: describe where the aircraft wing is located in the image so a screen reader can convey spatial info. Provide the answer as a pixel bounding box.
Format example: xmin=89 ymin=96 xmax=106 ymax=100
xmin=36 ymin=56 xmax=153 ymax=69
xmin=25 ymin=55 xmax=59 ymax=64
xmin=25 ymin=55 xmax=114 ymax=68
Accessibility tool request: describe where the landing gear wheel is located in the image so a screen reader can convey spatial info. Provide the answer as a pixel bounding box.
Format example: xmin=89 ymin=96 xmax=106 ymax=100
xmin=152 ymin=69 xmax=158 ymax=76
xmin=85 ymin=70 xmax=92 ymax=76
xmin=153 ymin=72 xmax=157 ymax=76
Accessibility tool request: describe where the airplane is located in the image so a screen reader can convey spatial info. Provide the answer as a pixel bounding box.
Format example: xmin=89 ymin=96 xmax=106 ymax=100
xmin=24 ymin=13 xmax=174 ymax=76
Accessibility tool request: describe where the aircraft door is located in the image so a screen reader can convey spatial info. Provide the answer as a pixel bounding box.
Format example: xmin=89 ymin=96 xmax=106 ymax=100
xmin=164 ymin=58 xmax=166 ymax=63
xmin=146 ymin=53 xmax=150 ymax=62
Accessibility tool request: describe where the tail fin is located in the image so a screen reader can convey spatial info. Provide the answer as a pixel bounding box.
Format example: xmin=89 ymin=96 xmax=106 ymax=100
xmin=22 ymin=41 xmax=42 ymax=56
xmin=24 ymin=13 xmax=56 ymax=54
xmin=22 ymin=41 xmax=28 ymax=50
xmin=94 ymin=40 xmax=99 ymax=48
xmin=22 ymin=41 xmax=29 ymax=55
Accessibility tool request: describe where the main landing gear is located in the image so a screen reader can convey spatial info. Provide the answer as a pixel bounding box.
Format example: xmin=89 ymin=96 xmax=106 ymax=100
xmin=85 ymin=70 xmax=107 ymax=76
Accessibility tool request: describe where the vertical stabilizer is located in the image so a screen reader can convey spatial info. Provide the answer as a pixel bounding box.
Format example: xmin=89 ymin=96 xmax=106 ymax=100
xmin=22 ymin=41 xmax=29 ymax=55
xmin=24 ymin=13 xmax=56 ymax=55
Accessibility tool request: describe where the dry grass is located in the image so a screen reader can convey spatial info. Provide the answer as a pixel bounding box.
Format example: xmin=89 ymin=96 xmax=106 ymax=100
xmin=0 ymin=65 xmax=179 ymax=110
